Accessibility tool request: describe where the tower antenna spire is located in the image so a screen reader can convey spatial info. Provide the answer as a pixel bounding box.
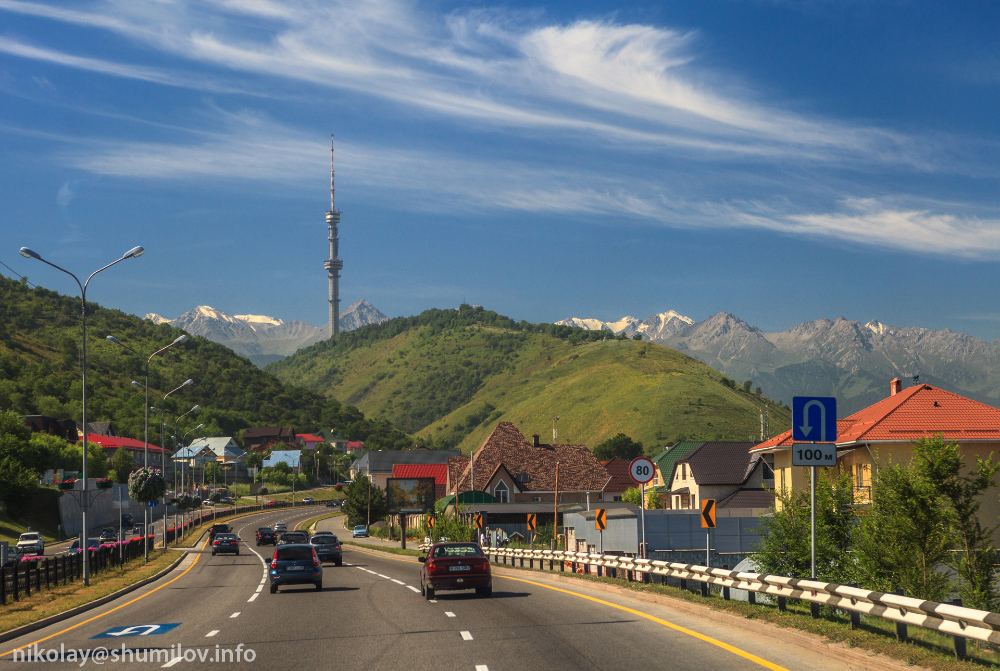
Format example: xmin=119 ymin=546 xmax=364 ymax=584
xmin=324 ymin=134 xmax=343 ymax=338
xmin=330 ymin=134 xmax=336 ymax=212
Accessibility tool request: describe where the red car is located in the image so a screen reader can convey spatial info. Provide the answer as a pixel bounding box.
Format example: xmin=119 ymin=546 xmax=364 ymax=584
xmin=419 ymin=542 xmax=492 ymax=599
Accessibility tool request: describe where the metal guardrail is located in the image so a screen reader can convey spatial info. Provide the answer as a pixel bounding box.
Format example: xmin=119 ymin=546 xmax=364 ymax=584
xmin=469 ymin=546 xmax=995 ymax=653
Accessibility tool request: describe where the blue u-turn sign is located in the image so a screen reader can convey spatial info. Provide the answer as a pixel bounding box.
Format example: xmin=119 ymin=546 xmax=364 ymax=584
xmin=792 ymin=397 xmax=837 ymax=442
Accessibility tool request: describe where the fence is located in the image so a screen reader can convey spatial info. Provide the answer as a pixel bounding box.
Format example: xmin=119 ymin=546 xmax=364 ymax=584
xmin=0 ymin=536 xmax=153 ymax=606
xmin=482 ymin=546 xmax=994 ymax=658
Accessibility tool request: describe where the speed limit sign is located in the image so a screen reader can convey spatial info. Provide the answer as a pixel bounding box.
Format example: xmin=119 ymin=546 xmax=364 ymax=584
xmin=629 ymin=457 xmax=655 ymax=484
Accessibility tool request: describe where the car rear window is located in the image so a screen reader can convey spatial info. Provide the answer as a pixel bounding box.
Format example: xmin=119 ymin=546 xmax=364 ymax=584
xmin=216 ymin=534 xmax=236 ymax=540
xmin=276 ymin=547 xmax=314 ymax=561
xmin=432 ymin=544 xmax=484 ymax=558
xmin=310 ymin=536 xmax=336 ymax=545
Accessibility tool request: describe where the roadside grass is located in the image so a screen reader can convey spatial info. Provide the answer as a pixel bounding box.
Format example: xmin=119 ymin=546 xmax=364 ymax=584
xmin=295 ymin=512 xmax=343 ymax=533
xmin=342 ymin=540 xmax=424 ymax=558
xmin=0 ymin=489 xmax=63 ymax=545
xmin=0 ymin=550 xmax=178 ymax=634
xmin=496 ymin=561 xmax=1000 ymax=671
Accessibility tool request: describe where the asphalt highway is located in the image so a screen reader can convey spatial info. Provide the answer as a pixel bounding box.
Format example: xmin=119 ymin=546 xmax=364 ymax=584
xmin=1 ymin=511 xmax=873 ymax=671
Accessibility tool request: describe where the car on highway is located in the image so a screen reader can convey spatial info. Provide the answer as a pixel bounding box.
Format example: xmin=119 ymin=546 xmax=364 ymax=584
xmin=309 ymin=534 xmax=342 ymax=566
xmin=212 ymin=533 xmax=240 ymax=556
xmin=419 ymin=542 xmax=492 ymax=599
xmin=352 ymin=525 xmax=368 ymax=538
xmin=301 ymin=497 xmax=315 ymax=504
xmin=277 ymin=531 xmax=309 ymax=546
xmin=68 ymin=538 xmax=100 ymax=555
xmin=256 ymin=528 xmax=277 ymax=546
xmin=132 ymin=524 xmax=145 ymax=535
xmin=219 ymin=496 xmax=234 ymax=505
xmin=16 ymin=532 xmax=44 ymax=556
xmin=208 ymin=523 xmax=231 ymax=543
xmin=269 ymin=544 xmax=322 ymax=592
xmin=99 ymin=528 xmax=117 ymax=543
xmin=273 ymin=522 xmax=287 ymax=532
xmin=325 ymin=500 xmax=339 ymax=508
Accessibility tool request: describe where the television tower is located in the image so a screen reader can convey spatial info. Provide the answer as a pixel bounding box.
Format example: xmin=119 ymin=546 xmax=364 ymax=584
xmin=324 ymin=136 xmax=343 ymax=338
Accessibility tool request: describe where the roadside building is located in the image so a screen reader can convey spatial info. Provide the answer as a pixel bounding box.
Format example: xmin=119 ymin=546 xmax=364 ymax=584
xmin=651 ymin=441 xmax=705 ymax=508
xmin=264 ymin=450 xmax=301 ymax=475
xmin=751 ymin=378 xmax=1000 ymax=545
xmin=350 ymin=449 xmax=460 ymax=490
xmin=243 ymin=426 xmax=296 ymax=452
xmin=86 ymin=433 xmax=173 ymax=476
xmin=296 ymin=433 xmax=326 ymax=450
xmin=185 ymin=436 xmax=247 ymax=483
xmin=599 ymin=456 xmax=635 ymax=502
xmin=668 ymin=441 xmax=767 ymax=511
xmin=21 ymin=415 xmax=78 ymax=442
xmin=392 ymin=463 xmax=448 ymax=499
xmin=447 ymin=422 xmax=610 ymax=505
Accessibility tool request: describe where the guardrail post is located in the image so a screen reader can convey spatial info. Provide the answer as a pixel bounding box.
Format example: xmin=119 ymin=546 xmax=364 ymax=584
xmin=35 ymin=563 xmax=41 ymax=592
xmin=44 ymin=558 xmax=50 ymax=589
xmin=950 ymin=598 xmax=966 ymax=660
xmin=12 ymin=564 xmax=19 ymax=601
xmin=849 ymin=585 xmax=860 ymax=629
xmin=549 ymin=559 xmax=553 ymax=571
xmin=679 ymin=578 xmax=686 ymax=591
xmin=894 ymin=590 xmax=907 ymax=642
xmin=722 ymin=585 xmax=730 ymax=600
xmin=810 ymin=601 xmax=820 ymax=618
xmin=777 ymin=595 xmax=786 ymax=612
xmin=699 ymin=581 xmax=708 ymax=598
xmin=747 ymin=588 xmax=755 ymax=605
xmin=62 ymin=556 xmax=67 ymax=585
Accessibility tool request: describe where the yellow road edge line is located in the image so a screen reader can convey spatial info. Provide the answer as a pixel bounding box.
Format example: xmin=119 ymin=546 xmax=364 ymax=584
xmin=1 ymin=537 xmax=210 ymax=659
xmin=346 ymin=546 xmax=787 ymax=671
xmin=498 ymin=574 xmax=789 ymax=671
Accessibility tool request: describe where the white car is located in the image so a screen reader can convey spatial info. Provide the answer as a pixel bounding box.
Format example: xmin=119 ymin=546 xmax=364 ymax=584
xmin=16 ymin=532 xmax=44 ymax=556
xmin=274 ymin=523 xmax=288 ymax=532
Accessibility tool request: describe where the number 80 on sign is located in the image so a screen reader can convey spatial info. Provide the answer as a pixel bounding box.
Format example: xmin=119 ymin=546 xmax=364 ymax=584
xmin=629 ymin=457 xmax=655 ymax=484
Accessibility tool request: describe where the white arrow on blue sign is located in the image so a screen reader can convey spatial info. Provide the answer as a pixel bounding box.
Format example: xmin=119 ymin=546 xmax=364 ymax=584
xmin=792 ymin=396 xmax=837 ymax=442
xmin=91 ymin=623 xmax=180 ymax=639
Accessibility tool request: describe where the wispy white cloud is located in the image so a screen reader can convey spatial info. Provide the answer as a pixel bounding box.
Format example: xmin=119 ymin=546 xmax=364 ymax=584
xmin=0 ymin=0 xmax=933 ymax=166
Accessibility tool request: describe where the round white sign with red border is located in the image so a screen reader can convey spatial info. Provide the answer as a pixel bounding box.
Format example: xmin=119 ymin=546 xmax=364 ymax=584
xmin=629 ymin=456 xmax=655 ymax=484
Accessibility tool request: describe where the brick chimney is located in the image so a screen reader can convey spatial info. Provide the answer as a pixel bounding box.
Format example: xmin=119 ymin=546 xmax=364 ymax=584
xmin=532 ymin=434 xmax=540 ymax=447
xmin=890 ymin=378 xmax=902 ymax=396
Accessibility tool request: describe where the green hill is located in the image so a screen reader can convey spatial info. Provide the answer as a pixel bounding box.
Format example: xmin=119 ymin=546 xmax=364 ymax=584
xmin=267 ymin=305 xmax=792 ymax=453
xmin=0 ymin=275 xmax=410 ymax=449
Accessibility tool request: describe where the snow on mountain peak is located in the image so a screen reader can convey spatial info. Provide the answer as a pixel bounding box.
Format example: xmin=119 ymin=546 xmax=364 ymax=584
xmin=235 ymin=314 xmax=284 ymax=326
xmin=144 ymin=313 xmax=170 ymax=325
xmin=865 ymin=320 xmax=888 ymax=336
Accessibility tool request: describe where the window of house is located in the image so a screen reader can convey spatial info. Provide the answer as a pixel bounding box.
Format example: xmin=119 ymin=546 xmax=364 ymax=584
xmin=493 ymin=480 xmax=509 ymax=503
xmin=681 ymin=463 xmax=687 ymax=480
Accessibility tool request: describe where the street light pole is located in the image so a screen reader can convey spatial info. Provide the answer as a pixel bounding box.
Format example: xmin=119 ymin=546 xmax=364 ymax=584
xmin=157 ymin=380 xmax=192 ymax=547
xmin=19 ymin=245 xmax=143 ymax=586
xmin=107 ymin=334 xmax=186 ymax=561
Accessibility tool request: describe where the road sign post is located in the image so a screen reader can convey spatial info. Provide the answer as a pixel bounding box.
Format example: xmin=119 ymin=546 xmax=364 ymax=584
xmin=629 ymin=457 xmax=654 ymax=559
xmin=792 ymin=396 xmax=838 ymax=582
xmin=527 ymin=514 xmax=536 ymax=551
xmin=595 ymin=508 xmax=606 ymax=554
xmin=700 ymin=498 xmax=716 ymax=567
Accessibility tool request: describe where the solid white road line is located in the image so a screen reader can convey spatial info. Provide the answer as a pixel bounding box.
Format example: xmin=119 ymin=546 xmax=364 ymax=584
xmin=230 ymin=612 xmax=241 ymax=618
xmin=445 ymin=612 xmax=456 ymax=618
xmin=391 ymin=579 xmax=404 ymax=585
xmin=407 ymin=586 xmax=421 ymax=593
xmin=248 ymin=593 xmax=259 ymax=602
xmin=460 ymin=631 xmax=473 ymax=641
xmin=205 ymin=630 xmax=219 ymax=637
xmin=377 ymin=574 xmax=389 ymax=579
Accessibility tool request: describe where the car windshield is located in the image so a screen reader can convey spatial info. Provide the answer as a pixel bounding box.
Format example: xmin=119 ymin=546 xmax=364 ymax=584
xmin=19 ymin=533 xmax=39 ymax=541
xmin=310 ymin=537 xmax=336 ymax=545
xmin=275 ymin=547 xmax=314 ymax=561
xmin=354 ymin=526 xmax=366 ymax=530
xmin=432 ymin=544 xmax=484 ymax=558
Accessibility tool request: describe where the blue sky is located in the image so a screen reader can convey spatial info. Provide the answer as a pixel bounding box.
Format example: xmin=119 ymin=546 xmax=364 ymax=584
xmin=2 ymin=1 xmax=999 ymax=339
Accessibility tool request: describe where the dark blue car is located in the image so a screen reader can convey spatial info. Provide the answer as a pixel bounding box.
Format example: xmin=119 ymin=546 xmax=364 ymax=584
xmin=269 ymin=544 xmax=322 ymax=593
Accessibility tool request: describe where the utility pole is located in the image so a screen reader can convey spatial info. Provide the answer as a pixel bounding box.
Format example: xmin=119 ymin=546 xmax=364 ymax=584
xmin=553 ymin=461 xmax=560 ymax=551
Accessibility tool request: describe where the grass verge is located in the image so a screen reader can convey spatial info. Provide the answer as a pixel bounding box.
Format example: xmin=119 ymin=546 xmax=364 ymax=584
xmin=0 ymin=550 xmax=178 ymax=634
xmin=494 ymin=561 xmax=1000 ymax=671
xmin=295 ymin=512 xmax=343 ymax=533
xmin=342 ymin=540 xmax=424 ymax=558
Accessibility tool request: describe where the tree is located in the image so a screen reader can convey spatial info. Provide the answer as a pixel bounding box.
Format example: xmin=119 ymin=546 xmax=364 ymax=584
xmin=646 ymin=489 xmax=663 ymax=509
xmin=246 ymin=452 xmax=264 ymax=471
xmin=205 ymin=462 xmax=223 ymax=486
xmin=631 ymin=334 xmax=642 ymax=341
xmin=623 ymin=487 xmax=643 ymax=507
xmin=110 ymin=446 xmax=135 ymax=484
xmin=342 ymin=475 xmax=386 ymax=527
xmin=752 ymin=469 xmax=855 ymax=583
xmin=593 ymin=433 xmax=643 ymax=461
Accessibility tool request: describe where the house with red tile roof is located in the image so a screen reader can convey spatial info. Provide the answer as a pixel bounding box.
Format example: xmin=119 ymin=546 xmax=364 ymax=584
xmin=296 ymin=433 xmax=326 ymax=450
xmin=752 ymin=378 xmax=1000 ymax=543
xmin=600 ymin=457 xmax=635 ymax=502
xmin=392 ymin=463 xmax=448 ymax=500
xmin=86 ymin=433 xmax=173 ymax=476
xmin=447 ymin=422 xmax=610 ymax=504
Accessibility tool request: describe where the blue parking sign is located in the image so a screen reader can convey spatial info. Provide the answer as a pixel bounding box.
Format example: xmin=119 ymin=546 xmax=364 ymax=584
xmin=792 ymin=397 xmax=837 ymax=442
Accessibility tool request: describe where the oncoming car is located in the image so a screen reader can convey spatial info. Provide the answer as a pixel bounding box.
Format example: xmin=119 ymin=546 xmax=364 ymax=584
xmin=269 ymin=545 xmax=322 ymax=593
xmin=352 ymin=525 xmax=368 ymax=538
xmin=419 ymin=542 xmax=492 ymax=599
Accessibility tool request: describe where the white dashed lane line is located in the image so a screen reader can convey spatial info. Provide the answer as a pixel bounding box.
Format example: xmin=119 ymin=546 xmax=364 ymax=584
xmin=230 ymin=612 xmax=241 ymax=618
xmin=391 ymin=579 xmax=405 ymax=585
xmin=445 ymin=612 xmax=456 ymax=618
xmin=161 ymin=656 xmax=183 ymax=668
xmin=476 ymin=666 xmax=489 ymax=671
xmin=407 ymin=586 xmax=421 ymax=593
xmin=205 ymin=630 xmax=219 ymax=638
xmin=460 ymin=631 xmax=474 ymax=641
xmin=248 ymin=593 xmax=259 ymax=602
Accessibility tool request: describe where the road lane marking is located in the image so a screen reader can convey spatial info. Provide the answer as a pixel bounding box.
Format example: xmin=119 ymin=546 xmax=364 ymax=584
xmin=445 ymin=612 xmax=456 ymax=618
xmin=248 ymin=593 xmax=259 ymax=602
xmin=205 ymin=630 xmax=219 ymax=637
xmin=407 ymin=586 xmax=421 ymax=593
xmin=476 ymin=666 xmax=489 ymax=671
xmin=161 ymin=656 xmax=183 ymax=668
xmin=230 ymin=612 xmax=241 ymax=618
xmin=1 ymin=537 xmax=210 ymax=659
xmin=391 ymin=579 xmax=405 ymax=585
xmin=377 ymin=574 xmax=389 ymax=579
xmin=495 ymin=574 xmax=789 ymax=671
xmin=429 ymin=600 xmax=438 ymax=603
xmin=256 ymin=585 xmax=263 ymax=592
xmin=461 ymin=631 xmax=474 ymax=641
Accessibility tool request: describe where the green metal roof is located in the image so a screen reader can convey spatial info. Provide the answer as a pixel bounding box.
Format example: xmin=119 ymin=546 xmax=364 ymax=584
xmin=651 ymin=441 xmax=704 ymax=489
xmin=435 ymin=491 xmax=500 ymax=512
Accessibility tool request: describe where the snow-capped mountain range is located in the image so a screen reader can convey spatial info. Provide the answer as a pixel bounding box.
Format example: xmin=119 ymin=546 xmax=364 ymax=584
xmin=557 ymin=310 xmax=1000 ymax=414
xmin=145 ymin=300 xmax=389 ymax=367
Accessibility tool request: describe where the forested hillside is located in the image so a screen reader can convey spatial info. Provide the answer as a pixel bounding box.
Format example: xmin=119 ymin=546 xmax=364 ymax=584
xmin=0 ymin=275 xmax=410 ymax=449
xmin=268 ymin=305 xmax=792 ymax=452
